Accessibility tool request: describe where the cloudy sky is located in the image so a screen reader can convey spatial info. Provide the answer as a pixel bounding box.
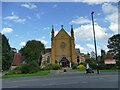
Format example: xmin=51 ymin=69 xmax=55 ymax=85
xmin=1 ymin=1 xmax=119 ymax=55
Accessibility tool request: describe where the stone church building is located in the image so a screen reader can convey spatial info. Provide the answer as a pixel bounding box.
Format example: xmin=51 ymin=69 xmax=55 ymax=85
xmin=12 ymin=25 xmax=89 ymax=68
xmin=41 ymin=25 xmax=87 ymax=67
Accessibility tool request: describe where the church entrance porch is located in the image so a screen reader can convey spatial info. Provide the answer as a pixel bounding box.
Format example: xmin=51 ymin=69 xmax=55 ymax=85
xmin=62 ymin=62 xmax=67 ymax=67
xmin=59 ymin=57 xmax=70 ymax=67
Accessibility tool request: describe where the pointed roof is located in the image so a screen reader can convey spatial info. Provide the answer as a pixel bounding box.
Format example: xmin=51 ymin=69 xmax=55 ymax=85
xmin=51 ymin=25 xmax=54 ymax=34
xmin=55 ymin=26 xmax=70 ymax=38
xmin=71 ymin=25 xmax=74 ymax=34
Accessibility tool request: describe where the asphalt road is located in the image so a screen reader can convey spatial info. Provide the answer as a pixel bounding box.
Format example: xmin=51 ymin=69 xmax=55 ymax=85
xmin=2 ymin=72 xmax=119 ymax=88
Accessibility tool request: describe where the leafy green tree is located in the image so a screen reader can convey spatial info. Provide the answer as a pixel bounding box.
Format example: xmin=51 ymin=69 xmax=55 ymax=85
xmin=85 ymin=58 xmax=96 ymax=69
xmin=19 ymin=40 xmax=45 ymax=64
xmin=100 ymin=49 xmax=106 ymax=64
xmin=107 ymin=34 xmax=120 ymax=67
xmin=20 ymin=61 xmax=40 ymax=74
xmin=1 ymin=34 xmax=14 ymax=71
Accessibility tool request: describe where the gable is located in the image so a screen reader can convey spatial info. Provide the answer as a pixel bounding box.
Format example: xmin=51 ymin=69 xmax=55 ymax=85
xmin=55 ymin=28 xmax=70 ymax=39
xmin=54 ymin=28 xmax=71 ymax=57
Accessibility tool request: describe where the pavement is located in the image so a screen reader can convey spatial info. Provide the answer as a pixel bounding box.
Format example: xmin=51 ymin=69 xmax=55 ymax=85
xmin=2 ymin=71 xmax=119 ymax=88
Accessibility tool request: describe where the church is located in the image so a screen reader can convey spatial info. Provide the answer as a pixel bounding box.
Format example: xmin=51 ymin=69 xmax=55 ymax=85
xmin=42 ymin=25 xmax=86 ymax=67
xmin=12 ymin=25 xmax=89 ymax=69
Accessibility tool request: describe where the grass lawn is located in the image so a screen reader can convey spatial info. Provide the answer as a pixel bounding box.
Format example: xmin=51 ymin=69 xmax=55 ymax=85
xmin=93 ymin=69 xmax=119 ymax=72
xmin=2 ymin=70 xmax=50 ymax=78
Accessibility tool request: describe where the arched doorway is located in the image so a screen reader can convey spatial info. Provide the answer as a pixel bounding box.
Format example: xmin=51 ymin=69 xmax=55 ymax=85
xmin=59 ymin=57 xmax=69 ymax=67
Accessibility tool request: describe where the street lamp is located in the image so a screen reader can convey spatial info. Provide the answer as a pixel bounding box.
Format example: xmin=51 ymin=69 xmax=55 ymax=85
xmin=91 ymin=11 xmax=99 ymax=74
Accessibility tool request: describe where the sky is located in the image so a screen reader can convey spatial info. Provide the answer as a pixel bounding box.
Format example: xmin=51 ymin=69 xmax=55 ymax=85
xmin=1 ymin=0 xmax=119 ymax=55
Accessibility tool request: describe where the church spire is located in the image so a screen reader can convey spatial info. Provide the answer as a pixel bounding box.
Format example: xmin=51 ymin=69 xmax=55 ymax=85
xmin=71 ymin=25 xmax=74 ymax=37
xmin=51 ymin=25 xmax=54 ymax=37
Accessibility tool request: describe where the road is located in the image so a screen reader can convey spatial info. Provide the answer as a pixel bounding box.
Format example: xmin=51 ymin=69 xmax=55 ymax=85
xmin=2 ymin=72 xmax=119 ymax=88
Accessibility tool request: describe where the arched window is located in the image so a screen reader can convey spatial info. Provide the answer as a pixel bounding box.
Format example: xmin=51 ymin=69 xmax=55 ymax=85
xmin=47 ymin=56 xmax=50 ymax=63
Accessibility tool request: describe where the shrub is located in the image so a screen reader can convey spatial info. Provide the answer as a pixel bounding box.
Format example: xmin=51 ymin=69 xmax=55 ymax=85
xmin=52 ymin=64 xmax=61 ymax=70
xmin=55 ymin=60 xmax=58 ymax=64
xmin=85 ymin=58 xmax=96 ymax=69
xmin=99 ymin=64 xmax=104 ymax=70
xmin=72 ymin=62 xmax=77 ymax=69
xmin=5 ymin=61 xmax=40 ymax=75
xmin=20 ymin=61 xmax=40 ymax=74
xmin=46 ymin=64 xmax=53 ymax=70
xmin=28 ymin=61 xmax=40 ymax=73
xmin=98 ymin=64 xmax=117 ymax=70
xmin=45 ymin=64 xmax=61 ymax=70
xmin=89 ymin=62 xmax=96 ymax=69
xmin=77 ymin=64 xmax=85 ymax=71
xmin=20 ymin=64 xmax=30 ymax=74
xmin=5 ymin=69 xmax=21 ymax=75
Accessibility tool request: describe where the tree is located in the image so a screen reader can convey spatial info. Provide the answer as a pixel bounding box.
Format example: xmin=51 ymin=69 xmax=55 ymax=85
xmin=1 ymin=34 xmax=14 ymax=71
xmin=85 ymin=58 xmax=96 ymax=69
xmin=101 ymin=49 xmax=106 ymax=58
xmin=107 ymin=34 xmax=120 ymax=66
xmin=107 ymin=34 xmax=120 ymax=59
xmin=11 ymin=48 xmax=17 ymax=53
xmin=100 ymin=49 xmax=106 ymax=64
xmin=19 ymin=40 xmax=45 ymax=64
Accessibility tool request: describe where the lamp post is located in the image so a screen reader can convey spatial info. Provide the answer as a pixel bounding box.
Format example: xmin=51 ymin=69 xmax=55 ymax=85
xmin=91 ymin=11 xmax=99 ymax=74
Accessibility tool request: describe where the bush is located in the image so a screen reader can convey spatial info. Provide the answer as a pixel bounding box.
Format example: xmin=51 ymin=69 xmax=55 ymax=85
xmin=28 ymin=61 xmax=40 ymax=73
xmin=5 ymin=66 xmax=21 ymax=75
xmin=98 ymin=64 xmax=105 ymax=70
xmin=44 ymin=64 xmax=61 ymax=70
xmin=20 ymin=61 xmax=40 ymax=74
xmin=20 ymin=64 xmax=30 ymax=74
xmin=85 ymin=58 xmax=96 ymax=69
xmin=89 ymin=62 xmax=96 ymax=69
xmin=72 ymin=62 xmax=77 ymax=69
xmin=77 ymin=64 xmax=85 ymax=71
xmin=98 ymin=64 xmax=117 ymax=70
xmin=52 ymin=64 xmax=61 ymax=70
xmin=5 ymin=69 xmax=21 ymax=75
xmin=4 ymin=61 xmax=40 ymax=75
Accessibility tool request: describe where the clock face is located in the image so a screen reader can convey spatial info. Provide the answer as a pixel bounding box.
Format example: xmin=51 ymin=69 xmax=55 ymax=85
xmin=60 ymin=42 xmax=66 ymax=49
